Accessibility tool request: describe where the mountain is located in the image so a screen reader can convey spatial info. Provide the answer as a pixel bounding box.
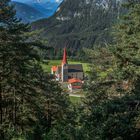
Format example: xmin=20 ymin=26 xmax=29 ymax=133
xmin=12 ymin=0 xmax=63 ymax=22
xmin=31 ymin=0 xmax=125 ymax=53
xmin=12 ymin=1 xmax=44 ymax=22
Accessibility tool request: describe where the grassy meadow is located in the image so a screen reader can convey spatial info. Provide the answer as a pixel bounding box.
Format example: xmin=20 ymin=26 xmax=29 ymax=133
xmin=42 ymin=59 xmax=90 ymax=74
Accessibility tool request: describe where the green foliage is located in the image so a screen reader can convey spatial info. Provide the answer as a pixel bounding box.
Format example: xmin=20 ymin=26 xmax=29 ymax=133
xmin=113 ymin=1 xmax=140 ymax=82
xmin=80 ymin=1 xmax=140 ymax=139
xmin=45 ymin=105 xmax=83 ymax=140
xmin=0 ymin=1 xmax=70 ymax=139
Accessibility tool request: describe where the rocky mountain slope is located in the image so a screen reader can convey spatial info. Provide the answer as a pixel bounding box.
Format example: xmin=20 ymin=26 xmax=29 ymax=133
xmin=31 ymin=0 xmax=125 ymax=51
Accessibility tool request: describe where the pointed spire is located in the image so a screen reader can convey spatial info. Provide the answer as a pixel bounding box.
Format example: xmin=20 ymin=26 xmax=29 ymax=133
xmin=62 ymin=47 xmax=67 ymax=65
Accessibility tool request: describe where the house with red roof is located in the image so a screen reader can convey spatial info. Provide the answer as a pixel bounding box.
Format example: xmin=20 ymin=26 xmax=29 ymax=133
xmin=68 ymin=78 xmax=83 ymax=91
xmin=51 ymin=48 xmax=84 ymax=89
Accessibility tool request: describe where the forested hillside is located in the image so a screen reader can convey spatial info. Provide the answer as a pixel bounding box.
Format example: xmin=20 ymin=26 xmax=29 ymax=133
xmin=32 ymin=0 xmax=124 ymax=50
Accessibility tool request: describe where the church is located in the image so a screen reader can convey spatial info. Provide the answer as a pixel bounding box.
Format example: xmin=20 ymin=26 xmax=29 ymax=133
xmin=51 ymin=48 xmax=84 ymax=83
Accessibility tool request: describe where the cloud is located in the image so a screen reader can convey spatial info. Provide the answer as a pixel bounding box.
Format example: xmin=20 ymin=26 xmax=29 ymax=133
xmin=55 ymin=0 xmax=62 ymax=3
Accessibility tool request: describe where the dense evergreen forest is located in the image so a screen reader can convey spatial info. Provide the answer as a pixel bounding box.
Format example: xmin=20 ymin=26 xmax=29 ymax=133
xmin=0 ymin=0 xmax=140 ymax=140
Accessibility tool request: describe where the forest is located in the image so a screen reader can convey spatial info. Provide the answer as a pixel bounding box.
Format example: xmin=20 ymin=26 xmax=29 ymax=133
xmin=32 ymin=0 xmax=124 ymax=55
xmin=0 ymin=0 xmax=140 ymax=140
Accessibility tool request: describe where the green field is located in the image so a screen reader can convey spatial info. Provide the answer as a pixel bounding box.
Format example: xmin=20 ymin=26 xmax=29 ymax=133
xmin=70 ymin=96 xmax=82 ymax=104
xmin=42 ymin=60 xmax=90 ymax=73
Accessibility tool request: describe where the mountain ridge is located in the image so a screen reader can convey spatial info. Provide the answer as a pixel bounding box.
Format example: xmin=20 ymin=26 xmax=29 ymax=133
xmin=13 ymin=1 xmax=45 ymax=22
xmin=31 ymin=0 xmax=125 ymax=52
xmin=12 ymin=0 xmax=63 ymax=22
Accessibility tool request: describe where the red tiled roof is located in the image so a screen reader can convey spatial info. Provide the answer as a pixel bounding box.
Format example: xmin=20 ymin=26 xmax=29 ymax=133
xmin=68 ymin=78 xmax=82 ymax=84
xmin=51 ymin=66 xmax=58 ymax=72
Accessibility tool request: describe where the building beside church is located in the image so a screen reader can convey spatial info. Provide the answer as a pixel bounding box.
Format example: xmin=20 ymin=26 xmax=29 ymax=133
xmin=51 ymin=48 xmax=84 ymax=84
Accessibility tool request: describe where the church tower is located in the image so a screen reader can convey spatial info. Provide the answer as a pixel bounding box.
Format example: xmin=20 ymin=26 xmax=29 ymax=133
xmin=61 ymin=48 xmax=68 ymax=82
xmin=61 ymin=47 xmax=67 ymax=65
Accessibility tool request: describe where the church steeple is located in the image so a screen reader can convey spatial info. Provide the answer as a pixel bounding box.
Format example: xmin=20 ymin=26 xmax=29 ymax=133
xmin=62 ymin=47 xmax=67 ymax=65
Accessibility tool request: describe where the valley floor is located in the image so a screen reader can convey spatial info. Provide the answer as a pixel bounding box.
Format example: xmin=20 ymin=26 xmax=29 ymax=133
xmin=42 ymin=59 xmax=87 ymax=104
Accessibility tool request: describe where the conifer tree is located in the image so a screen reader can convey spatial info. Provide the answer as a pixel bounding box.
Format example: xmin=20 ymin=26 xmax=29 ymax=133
xmin=113 ymin=0 xmax=140 ymax=90
xmin=0 ymin=1 xmax=69 ymax=139
xmin=81 ymin=1 xmax=140 ymax=139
